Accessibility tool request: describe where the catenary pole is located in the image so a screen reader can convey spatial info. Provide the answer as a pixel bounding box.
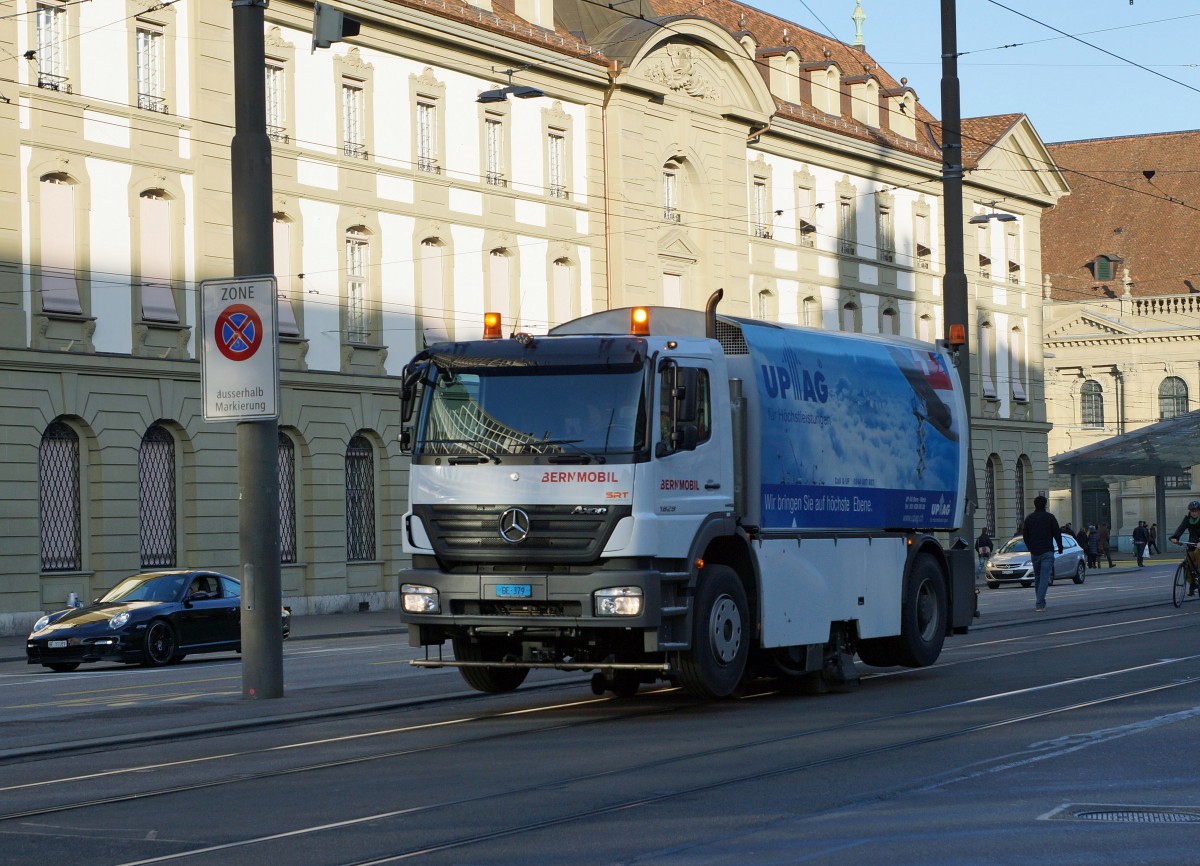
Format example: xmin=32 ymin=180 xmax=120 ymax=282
xmin=231 ymin=0 xmax=283 ymax=698
xmin=940 ymin=0 xmax=978 ymax=547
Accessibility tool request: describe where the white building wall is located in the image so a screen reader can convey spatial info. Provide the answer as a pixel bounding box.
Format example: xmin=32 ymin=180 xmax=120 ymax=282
xmin=88 ymin=159 xmax=133 ymax=355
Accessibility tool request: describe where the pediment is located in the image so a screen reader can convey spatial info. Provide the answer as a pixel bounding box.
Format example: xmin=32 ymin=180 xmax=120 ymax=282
xmin=658 ymin=230 xmax=699 ymax=261
xmin=971 ymin=117 xmax=1069 ymax=205
xmin=1045 ymin=314 xmax=1137 ymax=339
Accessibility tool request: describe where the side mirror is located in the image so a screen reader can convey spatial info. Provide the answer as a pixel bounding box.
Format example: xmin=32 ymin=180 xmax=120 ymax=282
xmin=400 ymin=427 xmax=414 ymax=453
xmin=675 ymin=368 xmax=699 ymax=423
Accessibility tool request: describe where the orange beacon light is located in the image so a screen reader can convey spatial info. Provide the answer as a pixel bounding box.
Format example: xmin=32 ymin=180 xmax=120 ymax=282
xmin=483 ymin=312 xmax=502 ymax=339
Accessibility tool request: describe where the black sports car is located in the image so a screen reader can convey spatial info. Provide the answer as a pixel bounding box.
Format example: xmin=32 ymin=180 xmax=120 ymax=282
xmin=26 ymin=570 xmax=290 ymax=672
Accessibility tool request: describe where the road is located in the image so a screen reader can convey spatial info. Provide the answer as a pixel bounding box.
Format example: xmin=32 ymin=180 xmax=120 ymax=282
xmin=1 ymin=560 xmax=1198 ymax=865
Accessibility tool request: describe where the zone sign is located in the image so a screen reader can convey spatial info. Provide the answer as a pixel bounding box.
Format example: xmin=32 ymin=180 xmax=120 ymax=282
xmin=200 ymin=276 xmax=280 ymax=422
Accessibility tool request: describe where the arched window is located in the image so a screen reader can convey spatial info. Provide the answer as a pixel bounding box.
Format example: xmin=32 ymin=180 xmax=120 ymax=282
xmin=841 ymin=302 xmax=859 ymax=333
xmin=40 ymin=420 xmax=81 ymax=572
xmin=1014 ymin=458 xmax=1027 ymax=527
xmin=1081 ymin=380 xmax=1104 ymax=428
xmin=345 ymin=226 xmax=370 ymax=343
xmin=985 ymin=456 xmax=998 ymax=538
xmin=881 ymin=307 xmax=898 ymax=336
xmin=278 ymin=431 xmax=297 ymax=565
xmin=139 ymin=424 xmax=176 ymax=568
xmin=1159 ymin=376 xmax=1188 ymax=420
xmin=345 ymin=435 xmax=375 ymax=562
xmin=803 ymin=295 xmax=820 ymax=328
xmin=662 ymin=159 xmax=683 ymax=223
xmin=138 ymin=189 xmax=177 ymax=323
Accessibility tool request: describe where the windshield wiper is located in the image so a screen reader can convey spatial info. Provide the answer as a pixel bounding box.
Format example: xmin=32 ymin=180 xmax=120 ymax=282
xmin=419 ymin=438 xmax=501 ymax=464
xmin=539 ymin=438 xmax=605 ymax=464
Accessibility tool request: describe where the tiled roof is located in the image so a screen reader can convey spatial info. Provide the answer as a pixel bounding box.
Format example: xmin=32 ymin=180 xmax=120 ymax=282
xmin=377 ymin=0 xmax=1027 ymax=167
xmin=1043 ymin=130 xmax=1200 ymax=301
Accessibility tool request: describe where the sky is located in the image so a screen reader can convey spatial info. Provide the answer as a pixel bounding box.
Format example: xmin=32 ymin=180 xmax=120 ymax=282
xmin=753 ymin=0 xmax=1200 ymax=143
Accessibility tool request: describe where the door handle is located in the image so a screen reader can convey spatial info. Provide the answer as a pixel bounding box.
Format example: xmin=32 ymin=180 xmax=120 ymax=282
xmin=705 ymin=481 xmax=721 ymax=490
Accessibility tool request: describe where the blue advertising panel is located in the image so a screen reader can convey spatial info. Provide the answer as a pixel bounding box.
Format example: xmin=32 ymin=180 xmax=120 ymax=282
xmin=750 ymin=327 xmax=964 ymax=530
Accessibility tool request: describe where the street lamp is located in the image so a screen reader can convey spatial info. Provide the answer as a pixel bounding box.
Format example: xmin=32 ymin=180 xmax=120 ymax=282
xmin=478 ymin=69 xmax=544 ymax=103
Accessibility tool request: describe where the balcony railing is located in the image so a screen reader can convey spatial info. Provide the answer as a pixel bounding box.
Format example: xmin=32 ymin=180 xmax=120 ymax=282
xmin=549 ymin=184 xmax=570 ymax=199
xmin=137 ymin=92 xmax=168 ymax=113
xmin=344 ymin=142 xmax=369 ymax=160
xmin=663 ymin=209 xmax=682 ymax=223
xmin=37 ymin=72 xmax=72 ymax=93
xmin=879 ymin=249 xmax=895 ymax=263
xmin=267 ymin=125 xmax=291 ymax=144
xmin=417 ymin=156 xmax=441 ymax=174
xmin=485 ymin=171 xmax=507 ymax=187
xmin=754 ymin=226 xmax=772 ymax=239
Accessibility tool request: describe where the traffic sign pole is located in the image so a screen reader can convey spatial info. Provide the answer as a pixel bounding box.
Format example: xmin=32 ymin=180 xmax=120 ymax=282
xmin=232 ymin=0 xmax=282 ymax=700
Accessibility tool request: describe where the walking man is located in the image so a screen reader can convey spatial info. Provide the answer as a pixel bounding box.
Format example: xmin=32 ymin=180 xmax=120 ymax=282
xmin=1098 ymin=523 xmax=1115 ymax=568
xmin=1133 ymin=520 xmax=1149 ymax=567
xmin=1021 ymin=495 xmax=1063 ymax=612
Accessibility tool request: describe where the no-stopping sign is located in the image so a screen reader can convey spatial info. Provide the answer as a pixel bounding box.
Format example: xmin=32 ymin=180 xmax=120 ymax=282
xmin=200 ymin=277 xmax=279 ymax=422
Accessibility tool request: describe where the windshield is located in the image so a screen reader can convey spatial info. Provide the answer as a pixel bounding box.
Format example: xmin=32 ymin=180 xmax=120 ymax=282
xmin=997 ymin=538 xmax=1029 ymax=555
xmin=416 ymin=366 xmax=647 ymax=461
xmin=101 ymin=573 xmax=189 ymax=603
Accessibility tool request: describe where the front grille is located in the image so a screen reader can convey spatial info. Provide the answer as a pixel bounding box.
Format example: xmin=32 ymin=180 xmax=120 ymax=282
xmin=714 ymin=320 xmax=748 ymax=355
xmin=415 ymin=504 xmax=632 ymax=565
xmin=452 ymin=601 xmax=583 ymax=617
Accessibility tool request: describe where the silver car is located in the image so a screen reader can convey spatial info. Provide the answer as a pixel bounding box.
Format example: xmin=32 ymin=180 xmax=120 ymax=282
xmin=983 ymin=534 xmax=1087 ymax=589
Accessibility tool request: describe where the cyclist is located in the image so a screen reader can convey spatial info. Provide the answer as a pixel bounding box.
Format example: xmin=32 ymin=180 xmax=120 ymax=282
xmin=1168 ymin=500 xmax=1200 ymax=596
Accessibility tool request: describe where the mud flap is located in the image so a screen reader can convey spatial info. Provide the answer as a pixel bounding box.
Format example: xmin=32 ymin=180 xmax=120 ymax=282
xmin=947 ymin=547 xmax=975 ymax=632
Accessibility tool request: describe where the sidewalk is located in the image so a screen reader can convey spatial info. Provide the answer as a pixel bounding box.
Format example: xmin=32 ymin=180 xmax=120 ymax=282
xmin=3 ymin=607 xmax=409 ymax=664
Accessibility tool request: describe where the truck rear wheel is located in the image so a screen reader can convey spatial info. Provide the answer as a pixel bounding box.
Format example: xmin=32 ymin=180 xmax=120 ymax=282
xmin=451 ymin=637 xmax=529 ymax=693
xmin=856 ymin=555 xmax=947 ymax=668
xmin=676 ymin=565 xmax=749 ymax=698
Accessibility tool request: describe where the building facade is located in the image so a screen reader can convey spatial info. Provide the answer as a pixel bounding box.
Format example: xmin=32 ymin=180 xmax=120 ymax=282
xmin=0 ymin=0 xmax=1062 ymax=633
xmin=1042 ymin=131 xmax=1200 ymax=546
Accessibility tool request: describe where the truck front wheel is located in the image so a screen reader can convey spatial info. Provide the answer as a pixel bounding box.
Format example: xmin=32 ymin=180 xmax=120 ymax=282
xmin=451 ymin=637 xmax=530 ymax=693
xmin=676 ymin=565 xmax=749 ymax=698
xmin=894 ymin=555 xmax=947 ymax=667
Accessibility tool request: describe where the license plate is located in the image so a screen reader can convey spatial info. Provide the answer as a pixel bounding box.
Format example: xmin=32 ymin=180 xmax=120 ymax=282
xmin=48 ymin=640 xmax=68 ymax=649
xmin=496 ymin=584 xmax=532 ymax=598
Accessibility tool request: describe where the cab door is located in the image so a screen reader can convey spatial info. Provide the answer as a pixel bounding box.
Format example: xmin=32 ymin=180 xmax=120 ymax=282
xmin=650 ymin=358 xmax=731 ymax=557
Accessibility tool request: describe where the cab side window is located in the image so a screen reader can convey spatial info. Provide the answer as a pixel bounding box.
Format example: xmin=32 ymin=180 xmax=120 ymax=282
xmin=658 ymin=365 xmax=711 ymax=454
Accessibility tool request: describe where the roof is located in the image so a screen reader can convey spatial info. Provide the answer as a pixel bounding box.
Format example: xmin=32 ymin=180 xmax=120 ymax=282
xmin=1051 ymin=409 xmax=1200 ymax=477
xmin=1042 ymin=130 xmax=1200 ymax=302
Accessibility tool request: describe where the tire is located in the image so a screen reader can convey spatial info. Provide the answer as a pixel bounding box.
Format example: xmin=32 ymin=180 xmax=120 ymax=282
xmin=1020 ymin=581 xmax=1033 ymax=588
xmin=676 ymin=565 xmax=750 ymax=698
xmin=985 ymin=579 xmax=999 ymax=589
xmin=609 ymin=669 xmax=640 ymax=698
xmin=142 ymin=620 xmax=177 ymax=667
xmin=46 ymin=662 xmax=80 ymax=672
xmin=1073 ymin=562 xmax=1086 ymax=585
xmin=451 ymin=637 xmax=529 ymax=693
xmin=1173 ymin=564 xmax=1187 ymax=608
xmin=893 ymin=555 xmax=947 ymax=668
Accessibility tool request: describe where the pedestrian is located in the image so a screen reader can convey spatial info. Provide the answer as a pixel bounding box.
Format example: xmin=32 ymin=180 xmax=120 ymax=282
xmin=1132 ymin=520 xmax=1149 ymax=567
xmin=1098 ymin=523 xmax=1115 ymax=568
xmin=1021 ymin=495 xmax=1064 ymax=612
xmin=974 ymin=527 xmax=993 ymax=577
xmin=1086 ymin=525 xmax=1100 ymax=569
xmin=1149 ymin=523 xmax=1159 ymax=556
xmin=1075 ymin=526 xmax=1089 ymax=557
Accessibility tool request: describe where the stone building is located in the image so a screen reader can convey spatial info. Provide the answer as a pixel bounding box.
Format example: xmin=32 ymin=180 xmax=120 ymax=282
xmin=0 ymin=0 xmax=1063 ymax=633
xmin=1042 ymin=130 xmax=1200 ymax=546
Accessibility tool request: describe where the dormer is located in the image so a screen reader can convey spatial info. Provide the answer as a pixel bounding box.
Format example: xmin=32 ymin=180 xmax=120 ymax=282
xmin=758 ymin=46 xmax=802 ymax=104
xmin=843 ymin=72 xmax=879 ymax=127
xmin=801 ymin=59 xmax=841 ymax=117
xmin=734 ymin=30 xmax=758 ymax=57
xmin=514 ymin=0 xmax=553 ymax=31
xmin=1091 ymin=254 xmax=1123 ymax=282
xmin=882 ymin=79 xmax=917 ymax=138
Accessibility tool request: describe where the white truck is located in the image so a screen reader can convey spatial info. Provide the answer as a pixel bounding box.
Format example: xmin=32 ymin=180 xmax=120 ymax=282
xmin=398 ymin=293 xmax=976 ymax=698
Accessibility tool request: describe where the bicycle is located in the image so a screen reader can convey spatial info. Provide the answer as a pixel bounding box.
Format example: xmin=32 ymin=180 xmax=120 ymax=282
xmin=1171 ymin=541 xmax=1200 ymax=608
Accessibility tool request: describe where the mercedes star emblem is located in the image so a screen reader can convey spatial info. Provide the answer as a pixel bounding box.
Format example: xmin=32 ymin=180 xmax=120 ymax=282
xmin=498 ymin=507 xmax=531 ymax=544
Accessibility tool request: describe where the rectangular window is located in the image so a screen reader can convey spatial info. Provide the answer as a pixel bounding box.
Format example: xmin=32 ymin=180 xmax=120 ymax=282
xmin=136 ymin=22 xmax=166 ymax=112
xmin=752 ymin=180 xmax=770 ymax=238
xmin=1165 ymin=472 xmax=1192 ymax=490
xmin=877 ymin=205 xmax=894 ymax=262
xmin=274 ymin=218 xmax=300 ymax=337
xmin=485 ymin=116 xmax=504 ymax=185
xmin=278 ymin=434 xmax=297 ymax=564
xmin=1010 ymin=329 xmax=1027 ymax=402
xmin=1095 ymin=258 xmax=1113 ymax=281
xmin=839 ymin=199 xmax=855 ymax=255
xmin=420 ymin=240 xmax=448 ymax=344
xmin=40 ymin=177 xmax=81 ymax=314
xmin=977 ymin=226 xmax=991 ymax=279
xmin=265 ymin=62 xmax=288 ymax=142
xmin=663 ymin=169 xmax=680 ymax=222
xmin=345 ymin=232 xmax=368 ymax=342
xmin=417 ymin=102 xmax=438 ymax=172
xmin=980 ymin=325 xmax=997 ymax=399
xmin=139 ymin=194 xmax=177 ymax=323
xmin=915 ymin=213 xmax=931 ymax=269
xmin=36 ymin=2 xmax=69 ymax=91
xmin=548 ymin=131 xmax=568 ymax=198
xmin=489 ymin=250 xmax=510 ymax=324
xmin=342 ymin=80 xmax=366 ymax=159
xmin=1006 ymin=231 xmax=1021 ymax=284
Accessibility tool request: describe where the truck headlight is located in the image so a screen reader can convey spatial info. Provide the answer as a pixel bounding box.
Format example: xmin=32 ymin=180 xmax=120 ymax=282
xmin=401 ymin=583 xmax=440 ymax=614
xmin=594 ymin=586 xmax=643 ymax=617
